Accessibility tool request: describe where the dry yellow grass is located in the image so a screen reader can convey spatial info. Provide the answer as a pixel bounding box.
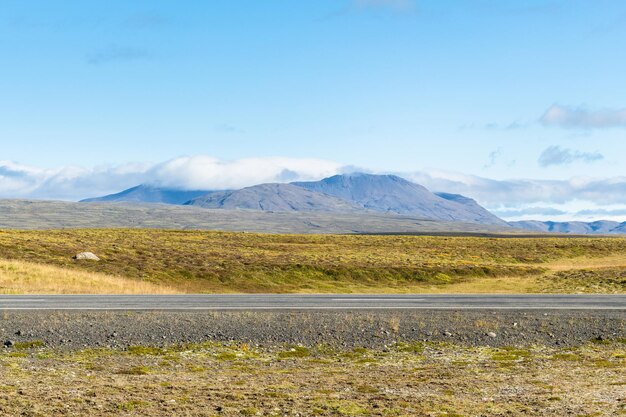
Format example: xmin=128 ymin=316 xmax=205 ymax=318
xmin=545 ymin=254 xmax=626 ymax=271
xmin=0 ymin=256 xmax=621 ymax=295
xmin=0 ymin=260 xmax=180 ymax=294
xmin=0 ymin=230 xmax=623 ymax=294
xmin=405 ymin=275 xmax=542 ymax=293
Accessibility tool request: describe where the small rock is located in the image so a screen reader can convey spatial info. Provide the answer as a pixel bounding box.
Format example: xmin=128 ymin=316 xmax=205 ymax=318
xmin=15 ymin=330 xmax=22 ymax=336
xmin=444 ymin=331 xmax=453 ymax=337
xmin=73 ymin=252 xmax=100 ymax=261
xmin=487 ymin=332 xmax=497 ymax=338
xmin=512 ymin=322 xmax=518 ymax=327
xmin=4 ymin=340 xmax=14 ymax=347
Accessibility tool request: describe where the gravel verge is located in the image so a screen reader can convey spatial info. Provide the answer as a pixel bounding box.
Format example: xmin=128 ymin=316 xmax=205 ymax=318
xmin=1 ymin=310 xmax=624 ymax=350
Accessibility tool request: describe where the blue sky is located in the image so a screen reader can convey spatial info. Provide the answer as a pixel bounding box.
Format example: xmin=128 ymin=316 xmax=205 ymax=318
xmin=1 ymin=0 xmax=626 ymax=220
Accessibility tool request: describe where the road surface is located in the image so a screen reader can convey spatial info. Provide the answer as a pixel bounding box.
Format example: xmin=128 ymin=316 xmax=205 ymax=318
xmin=0 ymin=294 xmax=624 ymax=310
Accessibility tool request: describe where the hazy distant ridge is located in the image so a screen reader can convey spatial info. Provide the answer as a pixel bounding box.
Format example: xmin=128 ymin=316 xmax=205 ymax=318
xmin=509 ymin=220 xmax=626 ymax=234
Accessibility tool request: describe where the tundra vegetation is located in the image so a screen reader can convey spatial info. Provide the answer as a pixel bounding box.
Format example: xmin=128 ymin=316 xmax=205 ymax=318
xmin=0 ymin=339 xmax=623 ymax=416
xmin=0 ymin=229 xmax=624 ymax=294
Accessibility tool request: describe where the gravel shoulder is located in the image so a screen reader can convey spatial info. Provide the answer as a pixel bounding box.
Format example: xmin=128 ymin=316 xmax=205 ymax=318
xmin=1 ymin=310 xmax=624 ymax=349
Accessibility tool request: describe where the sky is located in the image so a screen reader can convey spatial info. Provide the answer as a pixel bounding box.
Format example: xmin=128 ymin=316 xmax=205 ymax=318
xmin=1 ymin=0 xmax=626 ymax=221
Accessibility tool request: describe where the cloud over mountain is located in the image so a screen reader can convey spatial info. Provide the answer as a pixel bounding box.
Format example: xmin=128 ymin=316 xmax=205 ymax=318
xmin=144 ymin=156 xmax=343 ymax=191
xmin=0 ymin=156 xmax=344 ymax=200
xmin=5 ymin=156 xmax=626 ymax=221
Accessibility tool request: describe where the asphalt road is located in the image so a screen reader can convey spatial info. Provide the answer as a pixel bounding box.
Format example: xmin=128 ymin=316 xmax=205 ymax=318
xmin=0 ymin=294 xmax=624 ymax=310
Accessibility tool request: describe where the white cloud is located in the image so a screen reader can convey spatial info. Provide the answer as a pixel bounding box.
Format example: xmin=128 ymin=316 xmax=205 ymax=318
xmin=540 ymin=104 xmax=626 ymax=129
xmin=0 ymin=156 xmax=344 ymax=200
xmin=406 ymin=170 xmax=626 ymax=206
xmin=490 ymin=207 xmax=566 ymax=218
xmin=145 ymin=156 xmax=343 ymax=191
xmin=538 ymin=146 xmax=603 ymax=167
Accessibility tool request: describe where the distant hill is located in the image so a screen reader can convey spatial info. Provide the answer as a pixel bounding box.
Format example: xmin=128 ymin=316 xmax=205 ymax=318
xmin=293 ymin=173 xmax=507 ymax=226
xmin=81 ymin=185 xmax=211 ymax=205
xmin=509 ymin=220 xmax=625 ymax=234
xmin=185 ymin=183 xmax=360 ymax=212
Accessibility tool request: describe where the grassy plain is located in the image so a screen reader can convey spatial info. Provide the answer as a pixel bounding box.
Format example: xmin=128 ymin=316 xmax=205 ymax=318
xmin=0 ymin=229 xmax=624 ymax=293
xmin=0 ymin=340 xmax=623 ymax=416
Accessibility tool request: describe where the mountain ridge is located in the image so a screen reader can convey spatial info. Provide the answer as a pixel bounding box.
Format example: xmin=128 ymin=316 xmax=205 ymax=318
xmin=508 ymin=220 xmax=626 ymax=234
xmin=81 ymin=184 xmax=211 ymax=205
xmin=82 ymin=173 xmax=507 ymax=226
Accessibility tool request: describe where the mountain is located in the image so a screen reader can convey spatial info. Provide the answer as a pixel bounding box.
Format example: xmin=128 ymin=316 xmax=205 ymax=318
xmin=292 ymin=173 xmax=507 ymax=226
xmin=81 ymin=185 xmax=211 ymax=205
xmin=185 ymin=183 xmax=360 ymax=212
xmin=82 ymin=173 xmax=507 ymax=226
xmin=509 ymin=220 xmax=624 ymax=234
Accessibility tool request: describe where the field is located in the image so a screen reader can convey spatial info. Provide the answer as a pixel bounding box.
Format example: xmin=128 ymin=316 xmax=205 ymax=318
xmin=0 ymin=229 xmax=625 ymax=294
xmin=0 ymin=340 xmax=623 ymax=416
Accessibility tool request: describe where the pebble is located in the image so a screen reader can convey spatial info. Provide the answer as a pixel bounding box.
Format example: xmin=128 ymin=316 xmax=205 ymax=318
xmin=487 ymin=332 xmax=497 ymax=338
